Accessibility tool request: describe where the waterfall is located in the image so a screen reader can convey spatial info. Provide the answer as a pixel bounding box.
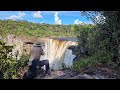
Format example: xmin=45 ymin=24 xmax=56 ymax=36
xmin=63 ymin=49 xmax=76 ymax=68
xmin=40 ymin=39 xmax=77 ymax=70
xmin=3 ymin=34 xmax=78 ymax=70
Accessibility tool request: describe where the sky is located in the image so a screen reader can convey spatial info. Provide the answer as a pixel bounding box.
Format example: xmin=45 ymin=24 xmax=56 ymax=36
xmin=0 ymin=11 xmax=93 ymax=25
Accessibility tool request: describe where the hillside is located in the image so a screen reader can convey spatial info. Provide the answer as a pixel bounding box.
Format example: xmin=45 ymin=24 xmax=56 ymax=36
xmin=0 ymin=19 xmax=94 ymax=38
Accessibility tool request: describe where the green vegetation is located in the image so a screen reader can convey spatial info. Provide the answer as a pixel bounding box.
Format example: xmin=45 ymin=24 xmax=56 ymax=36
xmin=0 ymin=39 xmax=29 ymax=79
xmin=73 ymin=11 xmax=120 ymax=71
xmin=0 ymin=19 xmax=94 ymax=38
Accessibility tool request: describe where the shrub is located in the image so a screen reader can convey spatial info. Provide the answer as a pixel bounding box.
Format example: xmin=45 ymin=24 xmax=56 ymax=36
xmin=0 ymin=39 xmax=29 ymax=79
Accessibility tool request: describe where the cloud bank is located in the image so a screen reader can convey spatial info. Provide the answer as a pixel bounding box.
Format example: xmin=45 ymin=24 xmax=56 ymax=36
xmin=32 ymin=11 xmax=43 ymax=18
xmin=6 ymin=12 xmax=25 ymax=20
xmin=54 ymin=12 xmax=61 ymax=24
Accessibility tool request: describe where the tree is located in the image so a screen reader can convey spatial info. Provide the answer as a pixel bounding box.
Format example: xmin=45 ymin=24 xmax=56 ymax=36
xmin=79 ymin=11 xmax=120 ymax=65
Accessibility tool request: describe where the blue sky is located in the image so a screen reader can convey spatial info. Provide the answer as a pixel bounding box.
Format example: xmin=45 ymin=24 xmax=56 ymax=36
xmin=0 ymin=11 xmax=93 ymax=25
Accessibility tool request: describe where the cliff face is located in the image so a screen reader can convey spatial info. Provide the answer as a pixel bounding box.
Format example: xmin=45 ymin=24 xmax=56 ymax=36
xmin=4 ymin=34 xmax=45 ymax=49
xmin=4 ymin=34 xmax=24 ymax=59
xmin=3 ymin=34 xmax=42 ymax=59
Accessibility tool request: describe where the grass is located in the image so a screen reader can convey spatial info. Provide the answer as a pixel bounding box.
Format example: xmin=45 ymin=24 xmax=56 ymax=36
xmin=73 ymin=50 xmax=117 ymax=72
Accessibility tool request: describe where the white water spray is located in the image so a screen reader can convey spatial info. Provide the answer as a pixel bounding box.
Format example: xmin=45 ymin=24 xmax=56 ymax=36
xmin=40 ymin=39 xmax=77 ymax=70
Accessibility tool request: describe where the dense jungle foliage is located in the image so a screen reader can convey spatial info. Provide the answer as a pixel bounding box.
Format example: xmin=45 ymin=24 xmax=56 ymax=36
xmin=0 ymin=19 xmax=94 ymax=38
xmin=73 ymin=11 xmax=120 ymax=71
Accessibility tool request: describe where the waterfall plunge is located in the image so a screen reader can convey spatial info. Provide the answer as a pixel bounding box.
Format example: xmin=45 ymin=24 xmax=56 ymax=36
xmin=40 ymin=39 xmax=77 ymax=70
xmin=3 ymin=34 xmax=77 ymax=70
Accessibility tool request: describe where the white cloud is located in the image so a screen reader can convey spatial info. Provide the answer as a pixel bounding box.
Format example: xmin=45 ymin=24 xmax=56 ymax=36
xmin=94 ymin=15 xmax=105 ymax=24
xmin=40 ymin=22 xmax=44 ymax=23
xmin=54 ymin=12 xmax=61 ymax=24
xmin=6 ymin=12 xmax=25 ymax=20
xmin=74 ymin=19 xmax=93 ymax=25
xmin=74 ymin=19 xmax=83 ymax=24
xmin=32 ymin=11 xmax=43 ymax=18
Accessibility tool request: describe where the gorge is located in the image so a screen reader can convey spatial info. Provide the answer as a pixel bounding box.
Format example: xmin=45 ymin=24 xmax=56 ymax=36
xmin=4 ymin=34 xmax=78 ymax=70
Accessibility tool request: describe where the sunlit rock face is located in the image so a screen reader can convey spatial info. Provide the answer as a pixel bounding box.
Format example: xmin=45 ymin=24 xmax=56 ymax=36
xmin=4 ymin=34 xmax=24 ymax=59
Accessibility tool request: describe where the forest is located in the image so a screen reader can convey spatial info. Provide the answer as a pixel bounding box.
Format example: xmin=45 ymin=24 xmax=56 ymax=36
xmin=0 ymin=19 xmax=94 ymax=38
